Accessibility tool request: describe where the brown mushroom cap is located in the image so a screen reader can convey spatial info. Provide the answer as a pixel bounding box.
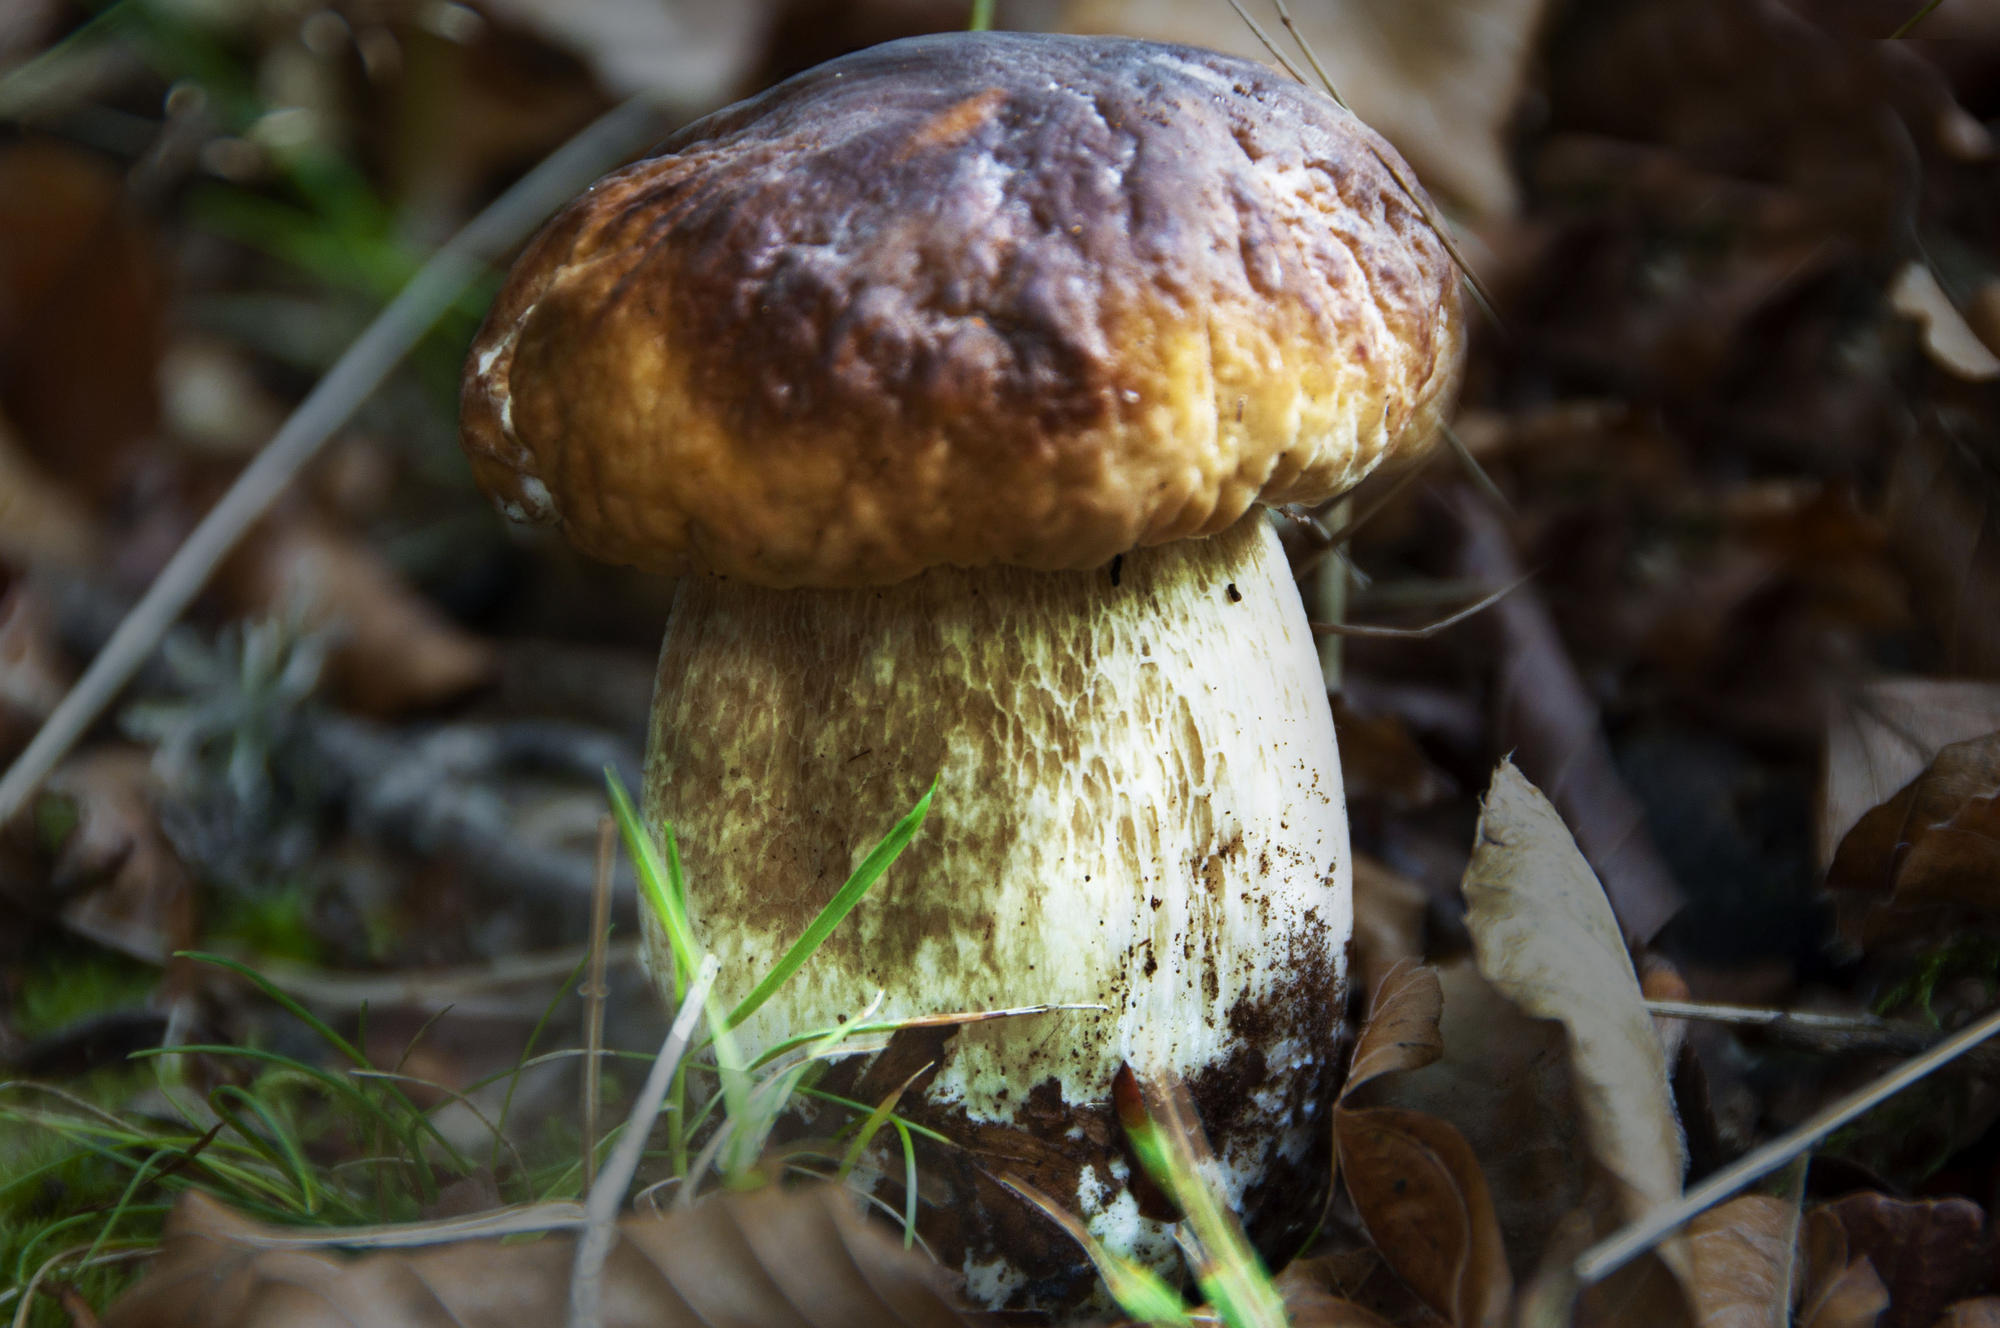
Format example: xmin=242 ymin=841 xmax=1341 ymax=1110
xmin=461 ymin=32 xmax=1464 ymax=588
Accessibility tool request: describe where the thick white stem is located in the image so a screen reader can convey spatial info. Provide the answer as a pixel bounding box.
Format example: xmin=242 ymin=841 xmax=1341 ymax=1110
xmin=642 ymin=512 xmax=1350 ymax=1303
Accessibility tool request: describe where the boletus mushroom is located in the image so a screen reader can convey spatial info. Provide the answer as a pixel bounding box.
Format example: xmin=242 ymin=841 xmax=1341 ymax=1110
xmin=460 ymin=31 xmax=1463 ymax=1310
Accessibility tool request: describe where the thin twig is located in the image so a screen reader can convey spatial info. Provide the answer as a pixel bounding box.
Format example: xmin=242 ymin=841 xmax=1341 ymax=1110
xmin=1441 ymin=421 xmax=1513 ymax=514
xmin=0 ymin=93 xmax=673 ymax=828
xmin=1272 ymin=0 xmax=1349 ymax=106
xmin=1641 ymin=1000 xmax=1894 ymax=1035
xmin=580 ymin=817 xmax=616 ymax=1192
xmin=1292 ymin=463 xmax=1432 ymax=579
xmin=1577 ymin=1000 xmax=2000 ymax=1285
xmin=1222 ymin=0 xmax=1310 ymax=83
xmin=1309 ymin=573 xmax=1531 ymax=640
xmin=1891 ymin=0 xmax=1946 ymax=37
xmin=568 ymin=954 xmax=719 ymax=1328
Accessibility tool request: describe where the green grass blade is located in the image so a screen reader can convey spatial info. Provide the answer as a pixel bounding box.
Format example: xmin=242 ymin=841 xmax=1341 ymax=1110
xmin=177 ymin=951 xmax=367 ymax=1067
xmin=605 ymin=768 xmax=699 ymax=995
xmin=723 ymin=779 xmax=935 ymax=1031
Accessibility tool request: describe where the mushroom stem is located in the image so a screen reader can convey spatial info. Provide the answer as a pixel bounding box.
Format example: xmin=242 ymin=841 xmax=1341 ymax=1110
xmin=640 ymin=511 xmax=1350 ymax=1293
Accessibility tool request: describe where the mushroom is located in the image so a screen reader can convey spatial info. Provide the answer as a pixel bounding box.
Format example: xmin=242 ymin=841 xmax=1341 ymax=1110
xmin=459 ymin=31 xmax=1463 ymax=1309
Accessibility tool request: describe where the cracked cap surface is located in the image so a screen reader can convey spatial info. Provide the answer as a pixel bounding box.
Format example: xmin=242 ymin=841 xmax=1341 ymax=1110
xmin=460 ymin=31 xmax=1465 ymax=587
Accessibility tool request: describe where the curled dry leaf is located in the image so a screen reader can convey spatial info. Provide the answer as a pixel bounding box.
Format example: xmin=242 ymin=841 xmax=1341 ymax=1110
xmin=1825 ymin=731 xmax=2000 ymax=941
xmin=1819 ymin=679 xmax=2000 ymax=869
xmin=221 ymin=515 xmax=495 ymax=717
xmin=39 ymin=746 xmax=196 ymax=964
xmin=1368 ymin=960 xmax=1584 ymax=1278
xmin=1814 ymin=1193 xmax=1990 ymax=1328
xmin=1888 ymin=263 xmax=2000 ymax=382
xmin=1335 ymin=960 xmax=1509 ymax=1328
xmin=1683 ymin=1194 xmax=1799 ymax=1328
xmin=1334 ymin=1107 xmax=1510 ymax=1328
xmin=1462 ymin=759 xmax=1687 ymax=1229
xmin=1344 ymin=959 xmax=1444 ymax=1095
xmin=102 ymin=1185 xmax=971 ymax=1328
xmin=0 ymin=583 xmax=70 ymax=760
xmin=1885 ymin=430 xmax=2000 ymax=678
xmin=1934 ymin=1299 xmax=2000 ymax=1328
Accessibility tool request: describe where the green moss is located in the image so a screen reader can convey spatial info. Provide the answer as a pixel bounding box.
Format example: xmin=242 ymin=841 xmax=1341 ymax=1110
xmin=8 ymin=942 xmax=158 ymax=1042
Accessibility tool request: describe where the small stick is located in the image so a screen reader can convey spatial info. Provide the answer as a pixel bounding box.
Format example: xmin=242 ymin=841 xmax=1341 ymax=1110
xmin=1441 ymin=421 xmax=1513 ymax=514
xmin=1309 ymin=573 xmax=1531 ymax=640
xmin=1576 ymin=999 xmax=2000 ymax=1285
xmin=568 ymin=954 xmax=719 ymax=1328
xmin=0 ymin=93 xmax=673 ymax=828
xmin=580 ymin=816 xmax=617 ymax=1192
xmin=1223 ymin=0 xmax=1310 ymax=83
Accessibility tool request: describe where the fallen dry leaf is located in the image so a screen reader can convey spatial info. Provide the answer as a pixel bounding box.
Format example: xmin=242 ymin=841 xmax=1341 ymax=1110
xmin=1335 ymin=961 xmax=1509 ymax=1328
xmin=1934 ymin=1299 xmax=2000 ymax=1328
xmin=1352 ymin=853 xmax=1429 ymax=999
xmin=1344 ymin=959 xmax=1444 ymax=1095
xmin=1796 ymin=1196 xmax=1888 ymax=1328
xmin=1888 ymin=262 xmax=2000 ymax=382
xmin=1683 ymin=1194 xmax=1799 ymax=1328
xmin=0 ymin=405 xmax=101 ymax=570
xmin=0 ymin=582 xmax=70 ymax=760
xmin=1885 ymin=430 xmax=2000 ymax=678
xmin=1462 ymin=759 xmax=1687 ymax=1228
xmin=1826 ymin=731 xmax=2000 ymax=938
xmin=1820 ymin=679 xmax=2000 ymax=868
xmin=102 ymin=1185 xmax=971 ymax=1328
xmin=1814 ymin=1194 xmax=1990 ymax=1328
xmin=0 ymin=139 xmax=163 ymax=501
xmin=1367 ymin=960 xmax=1586 ymax=1277
xmin=1335 ymin=1107 xmax=1510 ymax=1328
xmin=36 ymin=746 xmax=197 ymax=964
xmin=222 ymin=515 xmax=494 ymax=717
xmin=1059 ymin=0 xmax=1546 ymax=218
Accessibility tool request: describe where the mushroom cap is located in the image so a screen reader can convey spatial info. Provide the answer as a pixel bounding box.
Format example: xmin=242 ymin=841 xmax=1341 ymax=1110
xmin=461 ymin=31 xmax=1465 ymax=588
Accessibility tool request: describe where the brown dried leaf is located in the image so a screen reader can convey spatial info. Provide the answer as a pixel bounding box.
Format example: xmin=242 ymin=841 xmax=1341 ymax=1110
xmin=1934 ymin=1299 xmax=2000 ymax=1328
xmin=222 ymin=516 xmax=494 ymax=717
xmin=0 ymin=583 xmax=70 ymax=761
xmin=0 ymin=140 xmax=163 ymax=500
xmin=1683 ymin=1194 xmax=1798 ymax=1328
xmin=103 ymin=1186 xmax=971 ymax=1328
xmin=1332 ymin=698 xmax=1454 ymax=812
xmin=0 ymin=406 xmax=100 ymax=571
xmin=1885 ymin=430 xmax=2000 ymax=678
xmin=1815 ymin=1194 xmax=1989 ymax=1328
xmin=39 ymin=747 xmax=196 ymax=964
xmin=1334 ymin=1106 xmax=1510 ymax=1328
xmin=1058 ymin=0 xmax=1547 ymax=218
xmin=1819 ymin=679 xmax=2000 ymax=868
xmin=1461 ymin=759 xmax=1686 ymax=1229
xmin=1343 ymin=959 xmax=1444 ymax=1099
xmin=1368 ymin=960 xmax=1585 ymax=1277
xmin=1826 ymin=731 xmax=2000 ymax=937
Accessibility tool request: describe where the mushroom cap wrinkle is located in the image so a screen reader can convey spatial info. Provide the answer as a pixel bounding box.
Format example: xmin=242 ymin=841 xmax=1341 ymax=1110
xmin=458 ymin=29 xmax=1466 ymax=1313
xmin=460 ymin=32 xmax=1463 ymax=587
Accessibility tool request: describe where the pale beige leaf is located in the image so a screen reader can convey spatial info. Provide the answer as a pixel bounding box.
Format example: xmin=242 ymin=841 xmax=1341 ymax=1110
xmin=1888 ymin=261 xmax=2000 ymax=381
xmin=1934 ymin=1298 xmax=2000 ymax=1328
xmin=1461 ymin=760 xmax=1686 ymax=1226
xmin=1059 ymin=0 xmax=1546 ymax=218
xmin=101 ymin=1187 xmax=970 ymax=1328
xmin=1684 ymin=1195 xmax=1797 ymax=1328
xmin=1343 ymin=959 xmax=1444 ymax=1099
